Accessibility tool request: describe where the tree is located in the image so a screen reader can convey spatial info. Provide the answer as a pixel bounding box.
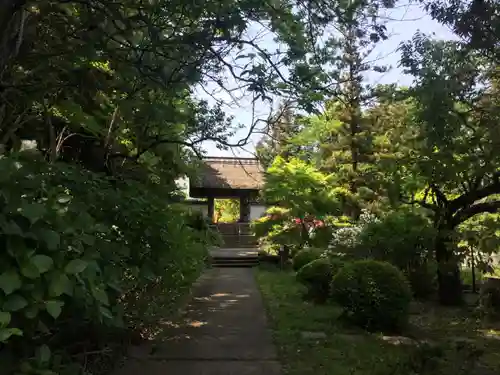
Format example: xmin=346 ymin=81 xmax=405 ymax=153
xmin=1 ymin=1 xmax=250 ymax=173
xmin=273 ymin=1 xmax=396 ymax=218
xmin=271 ymin=0 xmax=396 ymax=112
xmin=457 ymin=212 xmax=500 ymax=292
xmin=422 ymin=0 xmax=500 ymax=63
xmin=365 ymin=86 xmax=420 ymax=208
xmin=387 ymin=35 xmax=500 ymax=304
xmin=265 ymin=156 xmax=343 ymax=219
xmin=256 ymin=102 xmax=301 ymax=169
xmin=314 ymin=0 xmax=393 ymax=181
xmin=255 ymin=156 xmax=344 ymax=255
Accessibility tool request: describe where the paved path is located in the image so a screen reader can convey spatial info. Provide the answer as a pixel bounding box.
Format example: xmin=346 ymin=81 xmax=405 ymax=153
xmin=113 ymin=268 xmax=281 ymax=375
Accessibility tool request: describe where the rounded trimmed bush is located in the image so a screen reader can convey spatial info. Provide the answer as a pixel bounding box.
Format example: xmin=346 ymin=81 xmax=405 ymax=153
xmin=330 ymin=260 xmax=412 ymax=332
xmin=296 ymin=258 xmax=338 ymax=301
xmin=292 ymin=248 xmax=322 ymax=271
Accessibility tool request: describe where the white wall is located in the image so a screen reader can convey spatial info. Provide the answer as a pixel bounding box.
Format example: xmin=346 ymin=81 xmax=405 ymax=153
xmin=250 ymin=205 xmax=267 ymax=221
xmin=174 ymin=175 xmax=189 ymax=197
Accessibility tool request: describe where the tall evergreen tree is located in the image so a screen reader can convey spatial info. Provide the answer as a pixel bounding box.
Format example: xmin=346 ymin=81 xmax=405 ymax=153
xmin=256 ymin=102 xmax=301 ymax=169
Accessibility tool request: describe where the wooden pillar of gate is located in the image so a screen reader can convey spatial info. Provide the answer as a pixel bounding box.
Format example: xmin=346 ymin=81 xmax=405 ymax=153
xmin=239 ymin=195 xmax=250 ymax=223
xmin=207 ymin=197 xmax=215 ymax=223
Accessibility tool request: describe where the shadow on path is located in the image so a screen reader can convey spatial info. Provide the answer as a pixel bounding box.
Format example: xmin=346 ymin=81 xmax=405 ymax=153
xmin=113 ymin=268 xmax=281 ymax=375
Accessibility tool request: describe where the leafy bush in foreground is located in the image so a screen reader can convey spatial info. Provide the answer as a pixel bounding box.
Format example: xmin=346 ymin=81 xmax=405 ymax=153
xmin=296 ymin=258 xmax=344 ymax=301
xmin=292 ymin=248 xmax=322 ymax=271
xmin=0 ymin=155 xmax=212 ymax=373
xmin=330 ymin=260 xmax=412 ymax=332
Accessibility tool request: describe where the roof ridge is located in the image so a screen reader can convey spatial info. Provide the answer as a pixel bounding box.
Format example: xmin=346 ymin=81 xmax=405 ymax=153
xmin=204 ymin=157 xmax=260 ymax=165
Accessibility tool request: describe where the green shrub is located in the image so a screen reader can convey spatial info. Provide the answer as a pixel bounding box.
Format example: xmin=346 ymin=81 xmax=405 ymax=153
xmin=292 ymin=248 xmax=322 ymax=271
xmin=355 ymin=210 xmax=436 ymax=298
xmin=330 ymin=260 xmax=412 ymax=332
xmin=0 ymin=154 xmax=211 ymax=373
xmin=296 ymin=258 xmax=338 ymax=301
xmin=309 ymin=225 xmax=334 ymax=248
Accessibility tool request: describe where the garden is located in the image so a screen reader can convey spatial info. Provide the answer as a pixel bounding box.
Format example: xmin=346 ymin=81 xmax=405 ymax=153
xmin=254 ymin=202 xmax=500 ymax=373
xmin=253 ymin=134 xmax=500 ymax=374
xmin=251 ymin=21 xmax=500 ymax=369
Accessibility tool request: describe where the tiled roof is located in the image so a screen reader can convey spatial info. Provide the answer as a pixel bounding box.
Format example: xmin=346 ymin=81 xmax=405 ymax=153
xmin=191 ymin=157 xmax=264 ymax=190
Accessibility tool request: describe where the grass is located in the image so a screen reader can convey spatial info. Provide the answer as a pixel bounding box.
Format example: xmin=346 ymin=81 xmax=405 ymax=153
xmin=256 ymin=265 xmax=500 ymax=375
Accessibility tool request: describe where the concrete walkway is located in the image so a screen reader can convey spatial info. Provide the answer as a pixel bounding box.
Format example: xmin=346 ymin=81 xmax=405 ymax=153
xmin=113 ymin=268 xmax=281 ymax=375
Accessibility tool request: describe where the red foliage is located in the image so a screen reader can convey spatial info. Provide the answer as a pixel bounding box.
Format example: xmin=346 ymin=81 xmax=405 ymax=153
xmin=292 ymin=217 xmax=324 ymax=229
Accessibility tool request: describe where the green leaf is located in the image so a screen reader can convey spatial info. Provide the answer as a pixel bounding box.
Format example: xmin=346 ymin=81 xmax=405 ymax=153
xmin=0 ymin=270 xmax=22 ymax=295
xmin=107 ymin=282 xmax=122 ymax=294
xmin=81 ymin=234 xmax=95 ymax=245
xmin=38 ymin=229 xmax=60 ymax=250
xmin=19 ymin=202 xmax=46 ymax=224
xmin=1 ymin=220 xmax=23 ymax=236
xmin=49 ymin=273 xmax=73 ymax=297
xmin=92 ymin=288 xmax=109 ymax=306
xmin=0 ymin=311 xmax=11 ymax=327
xmin=94 ymin=223 xmax=109 ymax=233
xmin=3 ymin=294 xmax=28 ymax=311
xmin=45 ymin=300 xmax=64 ymax=319
xmin=0 ymin=327 xmax=23 ymax=342
xmin=31 ymin=255 xmax=54 ymax=274
xmin=24 ymin=305 xmax=39 ymax=319
xmin=99 ymin=306 xmax=113 ymax=320
xmin=37 ymin=320 xmax=50 ymax=334
xmin=30 ymin=283 xmax=44 ymax=301
xmin=56 ymin=194 xmax=72 ymax=204
xmin=36 ymin=344 xmax=51 ymax=364
xmin=140 ymin=265 xmax=156 ymax=281
xmin=21 ymin=262 xmax=40 ymax=279
xmin=64 ymin=259 xmax=88 ymax=274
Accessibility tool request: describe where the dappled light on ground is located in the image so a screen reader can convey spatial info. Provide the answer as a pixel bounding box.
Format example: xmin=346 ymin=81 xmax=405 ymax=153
xmin=120 ymin=267 xmax=278 ymax=371
xmin=138 ymin=289 xmax=250 ymax=341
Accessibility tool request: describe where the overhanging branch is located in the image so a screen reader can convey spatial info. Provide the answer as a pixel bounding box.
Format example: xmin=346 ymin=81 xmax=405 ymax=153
xmin=451 ymin=200 xmax=500 ymax=227
xmin=448 ymin=176 xmax=500 ymax=213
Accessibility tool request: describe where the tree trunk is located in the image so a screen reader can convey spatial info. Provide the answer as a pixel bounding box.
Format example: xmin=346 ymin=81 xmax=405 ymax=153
xmin=470 ymin=246 xmax=477 ymax=293
xmin=435 ymin=227 xmax=463 ymax=305
xmin=0 ymin=1 xmax=27 ymax=75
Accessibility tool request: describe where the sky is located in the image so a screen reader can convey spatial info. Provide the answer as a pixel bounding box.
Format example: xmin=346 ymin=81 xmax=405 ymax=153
xmin=196 ymin=2 xmax=457 ymax=158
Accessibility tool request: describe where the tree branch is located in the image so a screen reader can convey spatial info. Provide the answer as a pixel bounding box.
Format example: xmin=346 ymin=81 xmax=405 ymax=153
xmin=452 ymin=200 xmax=500 ymax=227
xmin=448 ymin=176 xmax=500 ymax=213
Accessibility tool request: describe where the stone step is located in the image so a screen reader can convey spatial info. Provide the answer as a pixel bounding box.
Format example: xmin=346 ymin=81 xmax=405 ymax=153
xmin=211 ymin=256 xmax=259 ymax=268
